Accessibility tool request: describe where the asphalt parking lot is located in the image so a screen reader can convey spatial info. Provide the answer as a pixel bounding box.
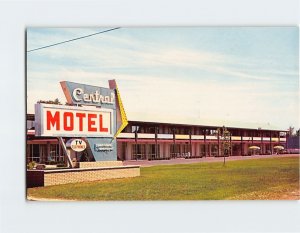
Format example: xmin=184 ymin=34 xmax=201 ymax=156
xmin=123 ymin=153 xmax=300 ymax=167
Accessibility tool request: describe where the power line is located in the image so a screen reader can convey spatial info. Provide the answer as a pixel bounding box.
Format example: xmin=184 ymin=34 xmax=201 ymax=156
xmin=27 ymin=27 xmax=121 ymax=53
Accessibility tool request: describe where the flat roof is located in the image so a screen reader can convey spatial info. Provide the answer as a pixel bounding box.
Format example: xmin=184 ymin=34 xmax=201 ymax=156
xmin=128 ymin=120 xmax=286 ymax=132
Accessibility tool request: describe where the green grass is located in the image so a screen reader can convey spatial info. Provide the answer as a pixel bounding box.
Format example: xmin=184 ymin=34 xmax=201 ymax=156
xmin=27 ymin=156 xmax=299 ymax=200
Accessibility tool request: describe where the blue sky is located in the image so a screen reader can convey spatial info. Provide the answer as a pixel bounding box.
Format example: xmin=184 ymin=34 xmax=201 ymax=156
xmin=27 ymin=27 xmax=299 ymax=130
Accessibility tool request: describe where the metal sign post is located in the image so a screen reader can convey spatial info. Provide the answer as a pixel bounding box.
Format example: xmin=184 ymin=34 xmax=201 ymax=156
xmin=58 ymin=137 xmax=73 ymax=168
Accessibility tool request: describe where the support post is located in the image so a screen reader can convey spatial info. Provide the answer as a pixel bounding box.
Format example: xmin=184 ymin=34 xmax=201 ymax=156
xmin=58 ymin=137 xmax=73 ymax=168
xmin=189 ymin=128 xmax=192 ymax=158
xmin=204 ymin=129 xmax=207 ymax=157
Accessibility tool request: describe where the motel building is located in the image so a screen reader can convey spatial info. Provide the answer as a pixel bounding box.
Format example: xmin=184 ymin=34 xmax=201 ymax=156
xmin=26 ymin=80 xmax=290 ymax=187
xmin=26 ymin=114 xmax=288 ymax=164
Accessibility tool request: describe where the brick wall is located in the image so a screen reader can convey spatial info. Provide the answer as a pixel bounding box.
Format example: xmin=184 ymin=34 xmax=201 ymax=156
xmin=27 ymin=165 xmax=140 ymax=187
xmin=78 ymin=161 xmax=123 ymax=168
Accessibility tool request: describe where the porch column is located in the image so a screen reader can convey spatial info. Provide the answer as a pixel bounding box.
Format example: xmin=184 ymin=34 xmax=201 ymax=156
xmin=194 ymin=143 xmax=199 ymax=157
xmin=126 ymin=143 xmax=132 ymax=160
xmin=159 ymin=143 xmax=164 ymax=158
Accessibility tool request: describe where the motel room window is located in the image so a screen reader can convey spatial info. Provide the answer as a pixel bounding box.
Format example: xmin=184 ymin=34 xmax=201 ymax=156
xmin=200 ymin=144 xmax=206 ymax=157
xmin=159 ymin=126 xmax=164 ymax=134
xmin=27 ymin=144 xmax=40 ymax=163
xmin=143 ymin=127 xmax=155 ymax=134
xmin=183 ymin=128 xmax=190 ymax=135
xmin=280 ymin=132 xmax=286 ymax=138
xmin=48 ymin=144 xmax=62 ymax=163
xmin=182 ymin=144 xmax=191 ymax=157
xmin=168 ymin=127 xmax=174 ymax=134
xmin=211 ymin=144 xmax=219 ymax=157
xmin=232 ymin=144 xmax=241 ymax=156
xmin=199 ymin=129 xmax=205 ymax=135
xmin=26 ymin=120 xmax=35 ymax=130
xmin=132 ymin=144 xmax=146 ymax=160
xmin=148 ymin=144 xmax=160 ymax=159
xmin=211 ymin=129 xmax=218 ymax=135
xmin=149 ymin=127 xmax=156 ymax=134
xmin=205 ymin=129 xmax=211 ymax=135
xmin=253 ymin=131 xmax=259 ymax=137
xmin=123 ymin=125 xmax=131 ymax=133
xmin=131 ymin=125 xmax=139 ymax=133
xmin=170 ymin=144 xmax=181 ymax=158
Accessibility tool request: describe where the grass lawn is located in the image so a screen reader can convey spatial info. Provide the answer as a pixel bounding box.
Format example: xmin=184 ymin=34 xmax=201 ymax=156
xmin=27 ymin=156 xmax=299 ymax=200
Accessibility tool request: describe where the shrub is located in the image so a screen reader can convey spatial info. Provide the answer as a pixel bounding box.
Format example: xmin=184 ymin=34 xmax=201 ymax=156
xmin=27 ymin=161 xmax=36 ymax=170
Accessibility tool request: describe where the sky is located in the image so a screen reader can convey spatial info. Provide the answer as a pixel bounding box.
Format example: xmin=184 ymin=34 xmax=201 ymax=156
xmin=26 ymin=27 xmax=299 ymax=130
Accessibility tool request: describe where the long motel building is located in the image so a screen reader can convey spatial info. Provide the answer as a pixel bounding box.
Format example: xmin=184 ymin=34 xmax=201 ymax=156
xmin=27 ymin=113 xmax=288 ymax=163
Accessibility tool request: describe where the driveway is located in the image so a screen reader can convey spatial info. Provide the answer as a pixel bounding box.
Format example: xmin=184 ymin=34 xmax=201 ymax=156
xmin=123 ymin=154 xmax=300 ymax=167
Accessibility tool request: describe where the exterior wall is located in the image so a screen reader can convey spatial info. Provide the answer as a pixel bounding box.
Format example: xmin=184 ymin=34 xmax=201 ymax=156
xmin=287 ymin=136 xmax=300 ymax=149
xmin=164 ymin=143 xmax=170 ymax=158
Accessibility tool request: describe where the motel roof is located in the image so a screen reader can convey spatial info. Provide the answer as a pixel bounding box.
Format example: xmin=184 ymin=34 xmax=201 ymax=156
xmin=127 ymin=120 xmax=286 ymax=132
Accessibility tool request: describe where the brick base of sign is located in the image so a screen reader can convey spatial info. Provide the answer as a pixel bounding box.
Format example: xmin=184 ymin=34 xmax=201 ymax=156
xmin=27 ymin=165 xmax=140 ymax=188
xmin=77 ymin=161 xmax=123 ymax=168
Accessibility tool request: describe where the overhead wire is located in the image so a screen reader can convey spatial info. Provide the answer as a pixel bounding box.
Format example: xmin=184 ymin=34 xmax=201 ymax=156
xmin=27 ymin=27 xmax=121 ymax=52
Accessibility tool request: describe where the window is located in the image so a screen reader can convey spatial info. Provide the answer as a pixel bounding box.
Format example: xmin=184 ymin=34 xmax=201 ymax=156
xmin=168 ymin=127 xmax=175 ymax=134
xmin=26 ymin=144 xmax=40 ymax=163
xmin=211 ymin=129 xmax=218 ymax=135
xmin=200 ymin=144 xmax=206 ymax=156
xmin=131 ymin=126 xmax=139 ymax=133
xmin=48 ymin=144 xmax=63 ymax=162
xmin=145 ymin=127 xmax=156 ymax=134
xmin=280 ymin=132 xmax=286 ymax=137
xmin=27 ymin=120 xmax=35 ymax=130
xmin=132 ymin=144 xmax=146 ymax=160
xmin=26 ymin=144 xmax=65 ymax=164
xmin=123 ymin=125 xmax=131 ymax=133
xmin=183 ymin=128 xmax=190 ymax=135
xmin=170 ymin=144 xmax=191 ymax=158
xmin=170 ymin=144 xmax=180 ymax=158
xmin=147 ymin=144 xmax=160 ymax=159
xmin=182 ymin=144 xmax=191 ymax=157
xmin=211 ymin=144 xmax=219 ymax=156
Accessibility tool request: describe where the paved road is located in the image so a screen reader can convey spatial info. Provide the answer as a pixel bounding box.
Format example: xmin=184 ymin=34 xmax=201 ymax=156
xmin=123 ymin=154 xmax=300 ymax=167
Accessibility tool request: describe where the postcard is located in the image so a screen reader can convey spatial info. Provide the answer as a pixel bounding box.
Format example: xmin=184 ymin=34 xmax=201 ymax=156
xmin=26 ymin=27 xmax=299 ymax=201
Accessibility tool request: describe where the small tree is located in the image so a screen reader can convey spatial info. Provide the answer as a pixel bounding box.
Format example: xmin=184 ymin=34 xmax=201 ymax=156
xmin=288 ymin=126 xmax=295 ymax=136
xmin=217 ymin=126 xmax=231 ymax=165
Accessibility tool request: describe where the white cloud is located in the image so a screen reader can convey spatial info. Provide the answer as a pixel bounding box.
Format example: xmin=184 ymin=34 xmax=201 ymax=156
xmin=26 ymin=28 xmax=299 ymax=130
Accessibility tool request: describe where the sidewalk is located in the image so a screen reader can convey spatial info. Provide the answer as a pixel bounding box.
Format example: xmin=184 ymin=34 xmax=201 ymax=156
xmin=123 ymin=154 xmax=299 ymax=167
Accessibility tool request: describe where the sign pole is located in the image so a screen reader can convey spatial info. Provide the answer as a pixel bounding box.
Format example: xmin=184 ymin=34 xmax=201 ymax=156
xmin=58 ymin=137 xmax=73 ymax=168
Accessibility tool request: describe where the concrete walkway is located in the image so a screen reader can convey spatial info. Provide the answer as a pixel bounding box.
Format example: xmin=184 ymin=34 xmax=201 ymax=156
xmin=123 ymin=154 xmax=299 ymax=167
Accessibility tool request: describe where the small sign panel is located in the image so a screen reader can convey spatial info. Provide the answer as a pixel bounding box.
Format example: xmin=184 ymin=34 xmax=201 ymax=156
xmin=69 ymin=139 xmax=87 ymax=152
xmin=94 ymin=143 xmax=113 ymax=152
xmin=35 ymin=103 xmax=113 ymax=137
